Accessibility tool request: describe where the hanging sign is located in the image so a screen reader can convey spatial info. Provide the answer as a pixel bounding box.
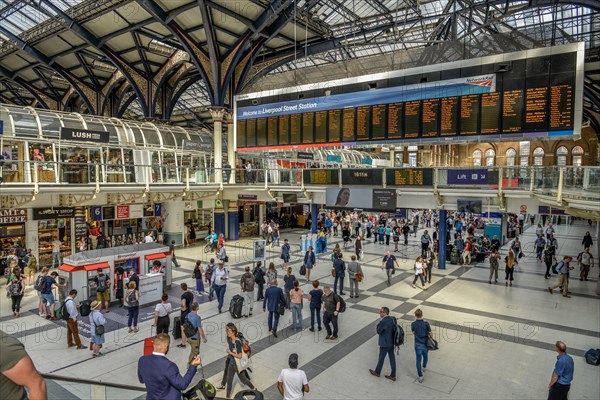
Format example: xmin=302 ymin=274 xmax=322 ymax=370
xmin=60 ymin=127 xmax=110 ymax=143
xmin=117 ymin=205 xmax=130 ymax=219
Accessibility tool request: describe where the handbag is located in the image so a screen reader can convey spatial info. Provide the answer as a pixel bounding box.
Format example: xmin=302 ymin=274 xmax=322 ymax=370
xmin=331 ymin=268 xmax=336 ymax=278
xmin=354 ymin=273 xmax=363 ymax=282
xmin=233 ymin=341 xmax=252 ymax=372
xmin=278 ymin=303 xmax=285 ymax=316
xmin=95 ymin=325 xmax=105 ymax=336
xmin=426 ymin=336 xmax=439 ymax=350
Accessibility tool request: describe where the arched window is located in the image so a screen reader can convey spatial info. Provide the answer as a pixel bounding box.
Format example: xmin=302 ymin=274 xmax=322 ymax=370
xmin=519 ymin=141 xmax=530 ymax=166
xmin=572 ymin=146 xmax=584 ymax=166
xmin=472 ymin=149 xmax=482 ymax=166
xmin=505 ymin=148 xmax=517 ymax=167
xmin=485 ymin=149 xmax=495 ymax=166
xmin=556 ymin=146 xmax=568 ymax=166
xmin=533 ymin=147 xmax=545 ymax=166
xmin=408 ymin=145 xmax=418 ymax=167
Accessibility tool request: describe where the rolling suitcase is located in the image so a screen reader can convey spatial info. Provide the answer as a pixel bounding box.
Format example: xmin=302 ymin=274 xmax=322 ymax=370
xmin=182 ymin=364 xmax=216 ymax=400
xmin=229 ymin=295 xmax=244 ymax=319
xmin=476 ymin=252 xmax=486 ymax=262
xmin=144 ymin=327 xmax=155 ymax=356
xmin=172 ymin=316 xmax=182 ymax=340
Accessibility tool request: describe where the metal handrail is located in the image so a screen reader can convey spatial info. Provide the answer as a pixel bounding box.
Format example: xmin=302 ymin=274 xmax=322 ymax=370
xmin=41 ymin=373 xmax=146 ymax=392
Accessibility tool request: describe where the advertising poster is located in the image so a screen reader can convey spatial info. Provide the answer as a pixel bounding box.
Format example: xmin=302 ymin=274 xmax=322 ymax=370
xmin=326 ymin=188 xmax=373 ymax=209
xmin=373 ymin=189 xmax=397 ymax=211
xmin=253 ymin=240 xmax=266 ymax=262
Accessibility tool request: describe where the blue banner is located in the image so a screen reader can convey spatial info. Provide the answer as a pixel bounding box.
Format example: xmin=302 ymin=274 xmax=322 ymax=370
xmin=327 ymin=155 xmax=342 ymax=162
xmin=154 ymin=203 xmax=161 ymax=217
xmin=0 ymin=120 xmax=3 ymax=135
xmin=91 ymin=206 xmax=102 ymax=221
xmin=237 ymin=75 xmax=495 ymax=120
xmin=448 ymin=169 xmax=488 ymax=185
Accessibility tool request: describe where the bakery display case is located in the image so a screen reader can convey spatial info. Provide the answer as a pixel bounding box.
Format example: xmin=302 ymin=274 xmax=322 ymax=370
xmin=38 ymin=219 xmax=71 ymax=268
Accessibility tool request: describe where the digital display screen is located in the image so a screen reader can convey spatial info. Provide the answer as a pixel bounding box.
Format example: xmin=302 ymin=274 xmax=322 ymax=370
xmin=328 ymin=109 xmax=342 ymax=142
xmin=342 ymin=108 xmax=355 ymax=141
xmin=388 ymin=102 xmax=403 ymax=138
xmin=421 ymin=99 xmax=439 ymax=137
xmin=237 ymin=119 xmax=247 ymax=148
xmin=549 ymin=84 xmax=573 ymax=130
xmin=460 ymin=94 xmax=480 ymax=135
xmin=246 ymin=118 xmax=256 ymax=147
xmin=302 ymin=112 xmax=314 ymax=143
xmin=371 ymin=105 xmax=386 ymax=139
xmin=525 ymin=87 xmax=549 ymax=132
xmin=303 ymin=169 xmax=340 ymax=185
xmin=480 ymin=92 xmax=501 ymax=134
xmin=315 ymin=111 xmax=327 ymax=143
xmin=502 ymin=89 xmax=524 ymax=133
xmin=440 ymin=97 xmax=458 ymax=136
xmin=279 ymin=115 xmax=290 ymax=145
xmin=290 ymin=114 xmax=302 ymax=144
xmin=356 ymin=106 xmax=371 ymax=140
xmin=404 ymin=101 xmax=421 ymax=138
xmin=385 ymin=169 xmax=433 ymax=186
xmin=267 ymin=116 xmax=278 ymax=146
xmin=256 ymin=118 xmax=267 ymax=146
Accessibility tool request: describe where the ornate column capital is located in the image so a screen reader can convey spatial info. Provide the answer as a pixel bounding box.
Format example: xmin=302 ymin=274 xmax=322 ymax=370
xmin=207 ymin=106 xmax=228 ymax=123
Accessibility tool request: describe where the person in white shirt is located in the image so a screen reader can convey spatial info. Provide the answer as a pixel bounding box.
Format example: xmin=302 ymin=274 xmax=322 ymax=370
xmin=65 ymin=289 xmax=85 ymax=349
xmin=145 ymin=232 xmax=154 ymax=243
xmin=51 ymin=238 xmax=62 ymax=269
xmin=277 ymin=353 xmax=309 ymax=400
xmin=211 ymin=263 xmax=229 ymax=313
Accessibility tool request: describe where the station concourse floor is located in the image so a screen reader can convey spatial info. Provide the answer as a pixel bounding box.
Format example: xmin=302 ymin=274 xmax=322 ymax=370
xmin=1 ymin=220 xmax=599 ymax=400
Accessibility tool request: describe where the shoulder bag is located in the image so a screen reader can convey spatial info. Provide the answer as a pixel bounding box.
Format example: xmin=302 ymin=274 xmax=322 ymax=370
xmin=93 ymin=313 xmax=105 ymax=336
xmin=233 ymin=340 xmax=252 ymax=372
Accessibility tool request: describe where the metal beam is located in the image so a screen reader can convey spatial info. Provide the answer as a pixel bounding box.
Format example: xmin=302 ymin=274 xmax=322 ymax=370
xmin=197 ymin=0 xmax=221 ymax=101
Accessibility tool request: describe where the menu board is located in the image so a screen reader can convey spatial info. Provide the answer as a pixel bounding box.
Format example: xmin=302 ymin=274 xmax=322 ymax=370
xmin=525 ymin=87 xmax=549 ymax=132
xmin=422 ymin=99 xmax=439 ymax=137
xmin=502 ymin=89 xmax=524 ymax=133
xmin=342 ymin=108 xmax=355 ymax=141
xmin=385 ymin=169 xmax=433 ymax=186
xmin=481 ymin=92 xmax=501 ymax=134
xmin=371 ymin=105 xmax=386 ymax=139
xmin=290 ymin=114 xmax=302 ymax=144
xmin=388 ymin=102 xmax=403 ymax=138
xmin=237 ymin=119 xmax=247 ymax=148
xmin=315 ymin=111 xmax=327 ymax=143
xmin=440 ymin=97 xmax=458 ymax=136
xmin=256 ymin=118 xmax=267 ymax=146
xmin=356 ymin=106 xmax=371 ymax=140
xmin=549 ymin=84 xmax=573 ymax=130
xmin=404 ymin=101 xmax=421 ymax=138
xmin=328 ymin=109 xmax=342 ymax=142
xmin=267 ymin=116 xmax=278 ymax=145
xmin=302 ymin=112 xmax=314 ymax=143
xmin=460 ymin=94 xmax=479 ymax=135
xmin=279 ymin=115 xmax=290 ymax=145
xmin=246 ymin=118 xmax=256 ymax=146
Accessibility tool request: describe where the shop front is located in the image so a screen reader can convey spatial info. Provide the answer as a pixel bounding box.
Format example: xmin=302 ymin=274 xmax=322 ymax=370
xmin=32 ymin=207 xmax=75 ymax=269
xmin=88 ymin=203 xmax=163 ymax=247
xmin=0 ymin=208 xmax=27 ymax=254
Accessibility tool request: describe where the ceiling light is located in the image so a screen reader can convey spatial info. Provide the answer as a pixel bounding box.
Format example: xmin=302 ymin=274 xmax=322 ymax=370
xmin=92 ymin=60 xmax=116 ymax=72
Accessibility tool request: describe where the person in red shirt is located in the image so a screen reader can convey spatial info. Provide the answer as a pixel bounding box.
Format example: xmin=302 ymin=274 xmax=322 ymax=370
xmin=463 ymin=238 xmax=473 ymax=266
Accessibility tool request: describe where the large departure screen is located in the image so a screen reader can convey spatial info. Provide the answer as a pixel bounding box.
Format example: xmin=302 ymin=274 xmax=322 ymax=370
xmin=236 ymin=45 xmax=580 ymax=149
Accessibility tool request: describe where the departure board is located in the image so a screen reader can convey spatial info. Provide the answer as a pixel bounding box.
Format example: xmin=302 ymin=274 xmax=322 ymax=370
xmin=256 ymin=118 xmax=267 ymax=146
xmin=278 ymin=115 xmax=289 ymax=144
xmin=481 ymin=92 xmax=501 ymax=134
xmin=385 ymin=169 xmax=433 ymax=186
xmin=315 ymin=111 xmax=327 ymax=143
xmin=328 ymin=109 xmax=342 ymax=142
xmin=404 ymin=101 xmax=421 ymax=138
xmin=237 ymin=119 xmax=247 ymax=148
xmin=246 ymin=118 xmax=256 ymax=146
xmin=525 ymin=87 xmax=549 ymax=132
xmin=549 ymin=84 xmax=573 ymax=130
xmin=440 ymin=97 xmax=458 ymax=136
xmin=290 ymin=114 xmax=302 ymax=144
xmin=372 ymin=105 xmax=387 ymax=139
xmin=267 ymin=116 xmax=278 ymax=145
xmin=356 ymin=106 xmax=371 ymax=140
xmin=302 ymin=112 xmax=314 ymax=143
xmin=460 ymin=94 xmax=480 ymax=135
xmin=422 ymin=99 xmax=439 ymax=137
xmin=502 ymin=89 xmax=524 ymax=133
xmin=303 ymin=169 xmax=339 ymax=185
xmin=342 ymin=108 xmax=355 ymax=141
xmin=388 ymin=102 xmax=403 ymax=138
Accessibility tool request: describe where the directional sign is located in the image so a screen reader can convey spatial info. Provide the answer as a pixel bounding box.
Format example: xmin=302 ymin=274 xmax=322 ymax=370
xmin=91 ymin=206 xmax=102 ymax=221
xmin=447 ymin=169 xmax=488 ymax=185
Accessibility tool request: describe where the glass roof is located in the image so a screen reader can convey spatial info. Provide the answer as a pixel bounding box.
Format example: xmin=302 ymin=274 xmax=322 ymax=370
xmin=0 ymin=0 xmax=86 ymax=36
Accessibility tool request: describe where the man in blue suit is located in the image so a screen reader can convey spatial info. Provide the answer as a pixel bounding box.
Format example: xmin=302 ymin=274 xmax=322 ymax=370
xmin=263 ymin=279 xmax=285 ymax=338
xmin=369 ymin=307 xmax=397 ymax=381
xmin=138 ymin=333 xmax=200 ymax=400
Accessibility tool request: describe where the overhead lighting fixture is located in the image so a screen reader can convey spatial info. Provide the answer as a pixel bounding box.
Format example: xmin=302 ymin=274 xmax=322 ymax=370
xmin=148 ymin=39 xmax=175 ymax=56
xmin=92 ymin=60 xmax=116 ymax=72
xmin=51 ymin=74 xmax=67 ymax=83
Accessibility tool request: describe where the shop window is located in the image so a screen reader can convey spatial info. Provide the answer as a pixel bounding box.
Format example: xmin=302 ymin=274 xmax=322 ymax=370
xmin=1 ymin=141 xmax=24 ymax=182
xmin=106 ymin=148 xmax=124 ymax=182
xmin=59 ymin=147 xmax=89 ymax=183
xmin=556 ymin=146 xmax=568 ymax=166
xmin=533 ymin=147 xmax=545 ymax=166
xmin=472 ymin=149 xmax=482 ymax=166
xmin=505 ymin=148 xmax=517 ymax=167
xmin=572 ymin=145 xmax=584 ymax=166
xmin=485 ymin=149 xmax=495 ymax=166
xmin=29 ymin=143 xmax=56 ymax=183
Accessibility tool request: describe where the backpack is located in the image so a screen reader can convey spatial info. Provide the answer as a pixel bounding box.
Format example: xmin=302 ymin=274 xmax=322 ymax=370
xmin=183 ymin=317 xmax=197 ymax=338
xmin=253 ymin=267 xmax=265 ymax=284
xmin=60 ymin=298 xmax=72 ymax=321
xmin=8 ymin=279 xmax=21 ymax=296
xmin=34 ymin=275 xmax=47 ymax=292
xmin=242 ymin=273 xmax=255 ymax=292
xmin=16 ymin=247 xmax=26 ymax=258
xmin=238 ymin=333 xmax=252 ymax=356
xmin=97 ymin=275 xmax=108 ymax=292
xmin=577 ymin=252 xmax=583 ymax=262
xmin=27 ymin=255 xmax=37 ymax=271
xmin=299 ymin=264 xmax=306 ymax=276
xmin=552 ymin=261 xmax=563 ymax=275
xmin=127 ymin=290 xmax=138 ymax=306
xmin=584 ymin=348 xmax=600 ymax=366
xmin=334 ymin=294 xmax=346 ymax=313
xmin=392 ymin=317 xmax=405 ymax=354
